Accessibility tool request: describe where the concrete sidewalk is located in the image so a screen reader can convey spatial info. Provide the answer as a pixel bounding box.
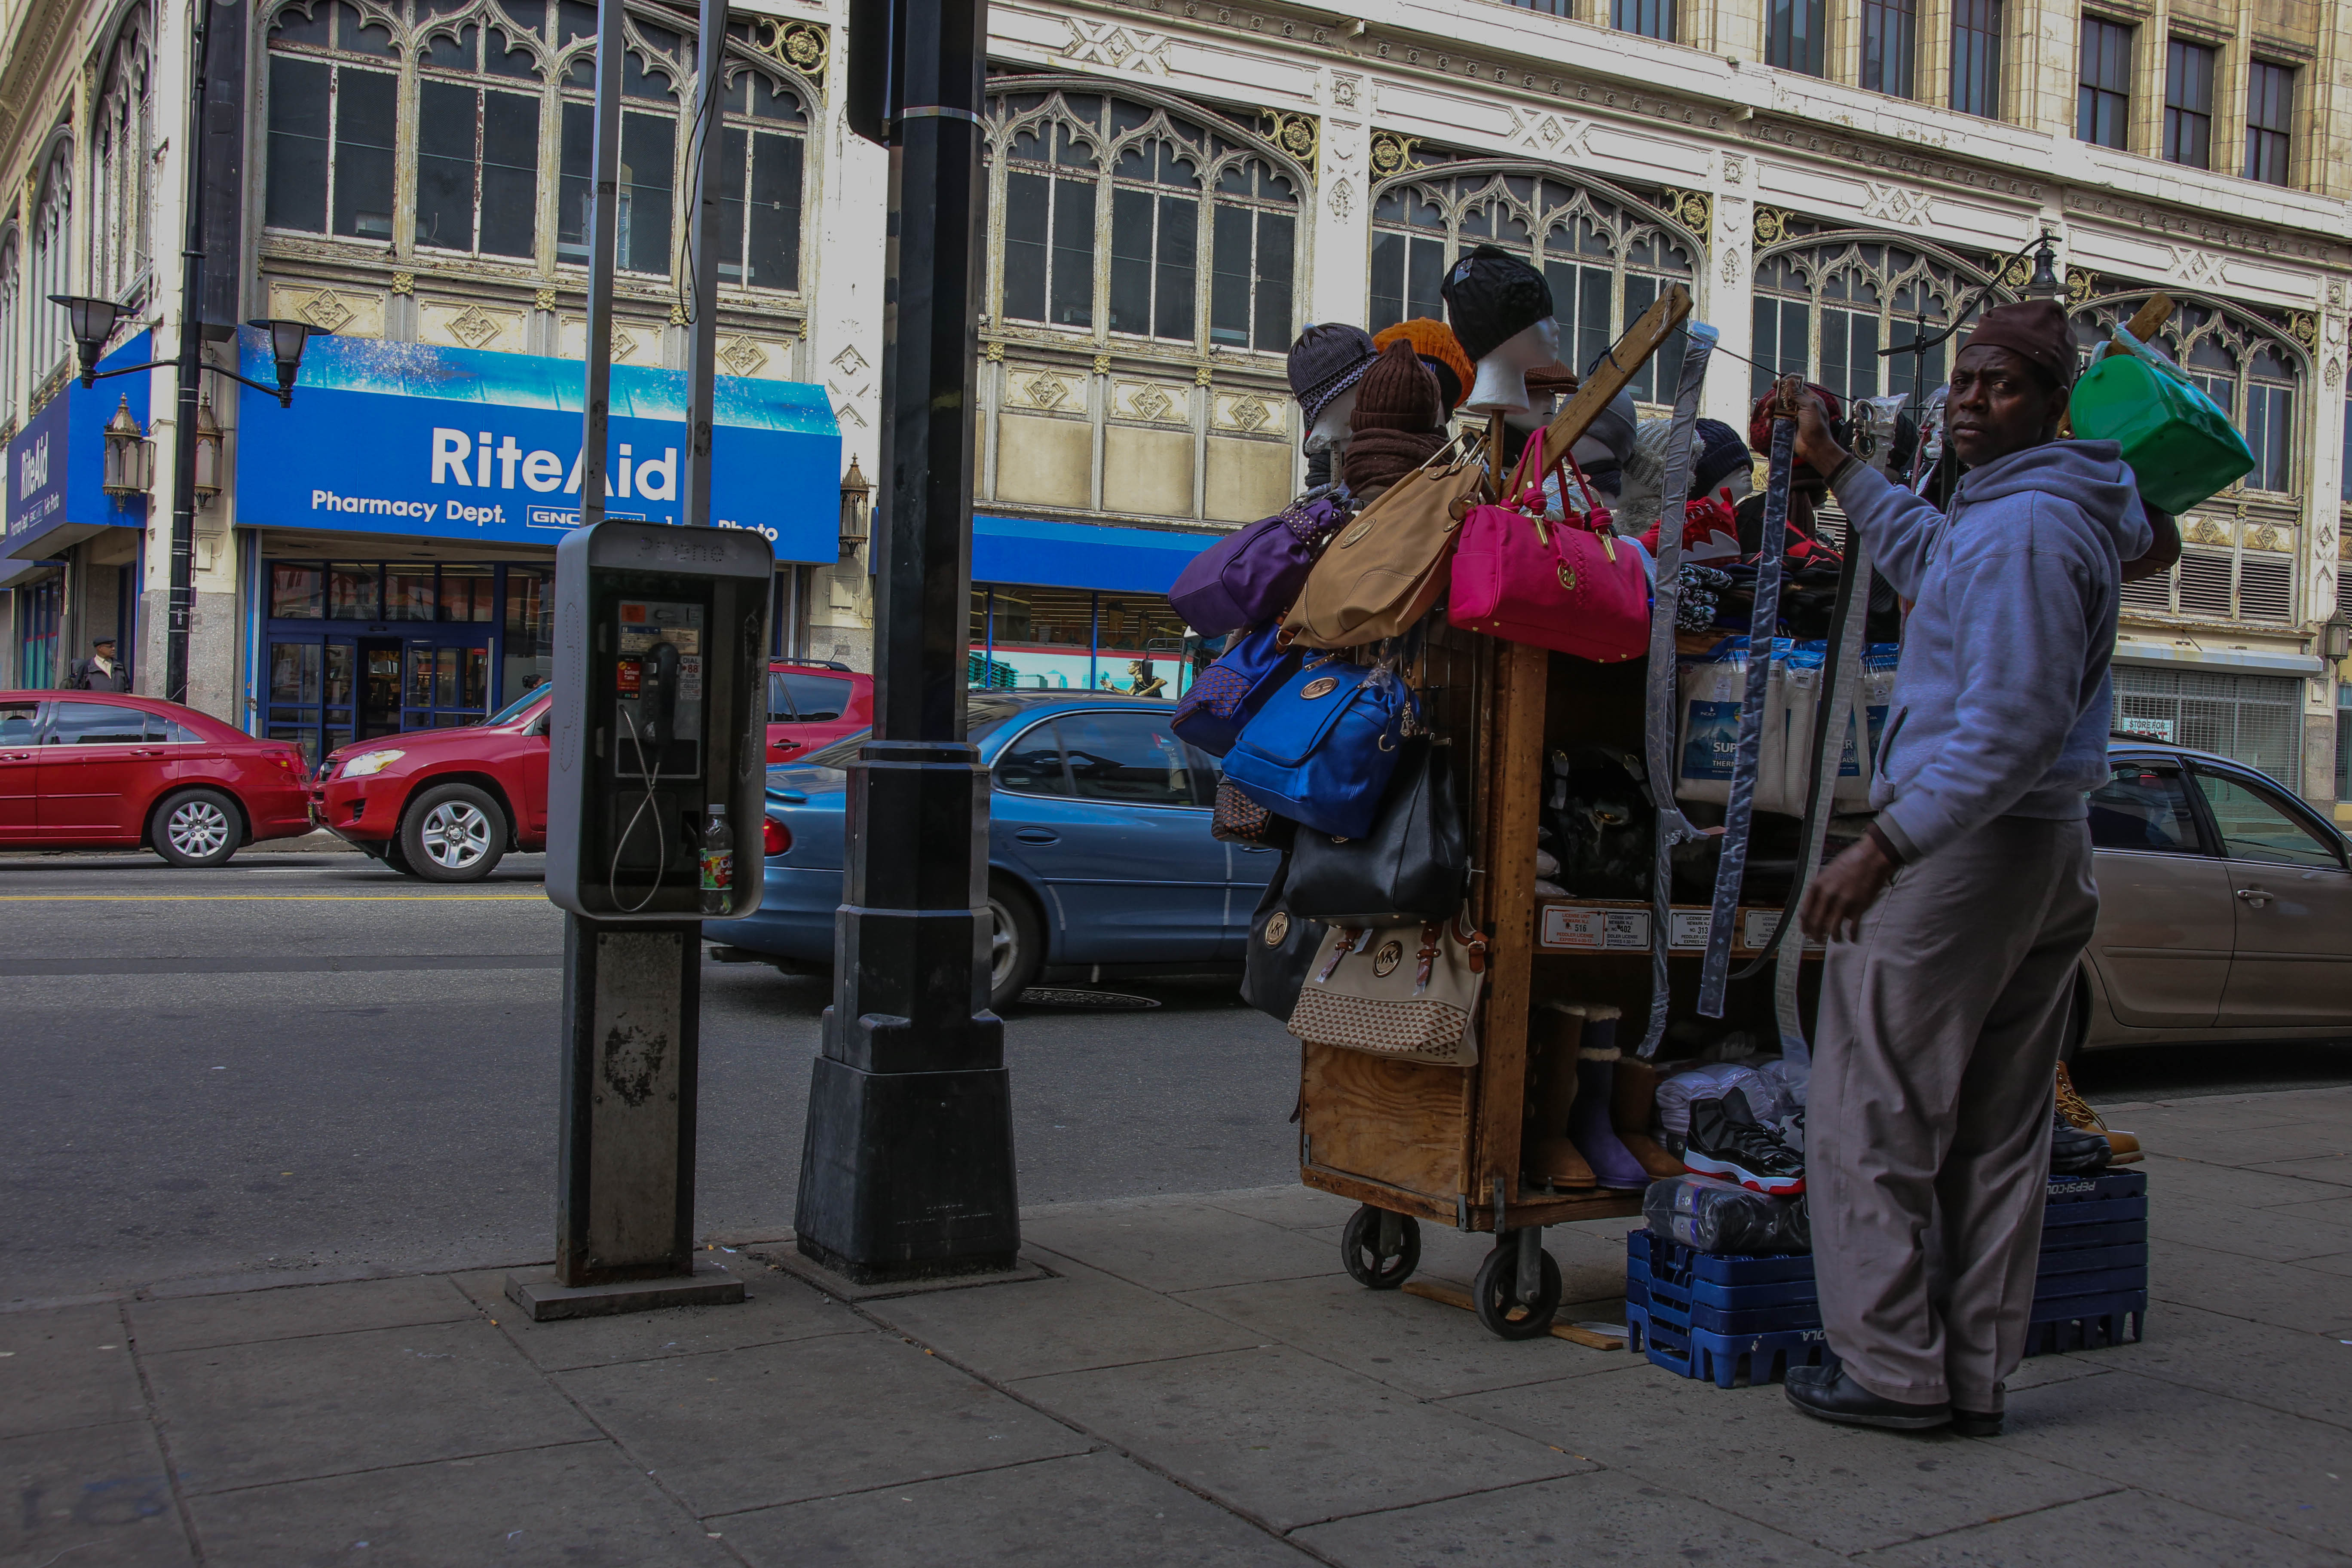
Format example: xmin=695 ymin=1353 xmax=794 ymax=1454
xmin=7 ymin=1087 xmax=2350 ymax=1568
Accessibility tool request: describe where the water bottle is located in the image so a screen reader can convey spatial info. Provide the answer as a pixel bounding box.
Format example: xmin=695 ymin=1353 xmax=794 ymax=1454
xmin=698 ymin=803 xmax=732 ymax=915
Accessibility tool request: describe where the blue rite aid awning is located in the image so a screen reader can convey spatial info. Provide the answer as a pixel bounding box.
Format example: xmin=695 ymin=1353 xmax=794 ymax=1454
xmin=233 ymin=329 xmax=842 ymax=563
xmin=4 ymin=332 xmax=153 ymax=583
xmin=972 ymin=513 xmax=1216 ymax=595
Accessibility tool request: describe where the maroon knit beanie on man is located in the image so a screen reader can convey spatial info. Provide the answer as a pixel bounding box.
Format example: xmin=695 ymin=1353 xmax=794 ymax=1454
xmin=1959 ymin=298 xmax=2077 ymax=389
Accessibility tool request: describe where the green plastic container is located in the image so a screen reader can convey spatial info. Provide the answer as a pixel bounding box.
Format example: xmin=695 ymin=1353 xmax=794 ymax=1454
xmin=2068 ymin=341 xmax=2255 ymax=514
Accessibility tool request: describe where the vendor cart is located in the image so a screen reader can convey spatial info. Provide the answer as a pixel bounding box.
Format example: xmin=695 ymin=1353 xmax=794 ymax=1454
xmin=1295 ymin=288 xmax=1830 ymax=1338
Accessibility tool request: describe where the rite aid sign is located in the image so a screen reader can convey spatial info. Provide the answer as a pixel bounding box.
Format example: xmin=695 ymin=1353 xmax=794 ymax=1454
xmin=234 ymin=329 xmax=843 ymax=563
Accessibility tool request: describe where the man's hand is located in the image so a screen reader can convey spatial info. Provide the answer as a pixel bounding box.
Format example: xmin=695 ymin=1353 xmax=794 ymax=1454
xmin=1799 ymin=834 xmax=1899 ymax=944
xmin=1790 ymin=389 xmax=1852 ymax=481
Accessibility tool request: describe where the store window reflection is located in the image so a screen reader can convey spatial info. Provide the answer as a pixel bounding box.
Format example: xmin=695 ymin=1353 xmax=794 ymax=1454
xmin=967 ymin=582 xmax=1199 ymax=697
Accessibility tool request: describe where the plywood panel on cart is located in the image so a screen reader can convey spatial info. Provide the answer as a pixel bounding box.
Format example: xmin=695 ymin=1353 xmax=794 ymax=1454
xmin=1300 ymin=1042 xmax=1470 ymax=1200
xmin=1471 ymin=639 xmax=1548 ymax=1199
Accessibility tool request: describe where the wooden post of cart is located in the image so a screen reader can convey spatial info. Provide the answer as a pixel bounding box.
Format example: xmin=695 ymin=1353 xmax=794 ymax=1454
xmin=1300 ymin=285 xmax=1724 ymax=1338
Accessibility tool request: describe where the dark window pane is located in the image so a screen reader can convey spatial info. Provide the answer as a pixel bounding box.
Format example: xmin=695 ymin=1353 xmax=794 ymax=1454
xmin=1370 ymin=231 xmax=1404 ymax=332
xmin=558 ymin=100 xmax=593 ymax=263
xmin=623 ymin=46 xmax=676 ymax=101
xmin=273 ymin=4 xmax=331 ymax=46
xmin=717 ymin=123 xmax=750 ymax=282
xmin=1253 ymin=212 xmax=1293 ymax=352
xmin=488 ymin=25 xmax=539 ymax=77
xmin=48 ymin=701 xmax=148 ymax=745
xmin=1049 ymin=177 xmax=1094 ymax=328
xmin=745 ymin=129 xmax=800 ymax=289
xmin=423 ymin=19 xmax=478 ymax=67
xmin=1406 ymin=235 xmax=1447 ymax=321
xmin=1623 ymin=274 xmax=1661 ymax=400
xmin=1767 ymin=0 xmax=1825 ymax=74
xmin=337 ymin=2 xmax=394 ymax=54
xmin=1055 ymin=711 xmax=1192 ymax=805
xmin=1612 ymin=0 xmax=1675 ymax=38
xmin=1002 ymin=170 xmax=1047 ymax=322
xmin=1209 ymin=203 xmax=1253 ymax=346
xmin=1861 ymin=0 xmax=1916 ymax=96
xmin=270 ymin=563 xmax=323 ymax=619
xmin=1950 ymin=0 xmax=2001 ymax=117
xmin=1109 ymin=186 xmax=1153 ymax=335
xmin=415 ymin=80 xmax=476 ymax=250
xmin=266 ymin=56 xmax=330 ymax=233
xmin=619 ymin=108 xmax=674 ymax=273
xmin=994 ymin=720 xmax=1069 ymax=796
xmin=333 ymin=67 xmax=398 ymax=240
xmin=2164 ymin=40 xmax=2214 ymax=168
xmin=775 ymin=673 xmax=850 ymax=721
xmin=2193 ymin=769 xmax=2345 ymax=868
xmin=479 ymin=91 xmax=539 ymax=257
xmin=1155 ymin=193 xmax=1196 ymax=342
xmin=2244 ymin=62 xmax=2292 ymax=185
xmin=2086 ymin=762 xmax=2201 ymax=851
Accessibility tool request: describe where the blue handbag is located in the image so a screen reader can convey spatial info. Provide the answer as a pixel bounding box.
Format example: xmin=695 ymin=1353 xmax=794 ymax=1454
xmin=1171 ymin=625 xmax=1301 ymax=757
xmin=1222 ymin=655 xmax=1417 ymax=840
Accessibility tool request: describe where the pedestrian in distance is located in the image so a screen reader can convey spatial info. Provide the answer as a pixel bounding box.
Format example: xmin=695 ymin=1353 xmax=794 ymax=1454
xmin=64 ymin=636 xmax=132 ymax=692
xmin=1786 ymin=298 xmax=2152 ymax=1439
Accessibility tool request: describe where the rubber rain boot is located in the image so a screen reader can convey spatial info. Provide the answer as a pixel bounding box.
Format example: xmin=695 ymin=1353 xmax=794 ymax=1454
xmin=1611 ymin=1054 xmax=1685 ymax=1179
xmin=1561 ymin=1004 xmax=1650 ymax=1191
xmin=1523 ymin=1002 xmax=1596 ymax=1190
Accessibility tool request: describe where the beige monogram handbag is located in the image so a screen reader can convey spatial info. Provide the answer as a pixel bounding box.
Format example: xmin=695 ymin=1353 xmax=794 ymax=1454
xmin=1286 ymin=910 xmax=1488 ymax=1066
xmin=1283 ymin=434 xmax=1488 ymax=649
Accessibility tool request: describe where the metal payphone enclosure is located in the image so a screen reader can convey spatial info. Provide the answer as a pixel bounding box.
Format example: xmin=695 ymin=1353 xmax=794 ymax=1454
xmin=546 ymin=519 xmax=773 ymax=922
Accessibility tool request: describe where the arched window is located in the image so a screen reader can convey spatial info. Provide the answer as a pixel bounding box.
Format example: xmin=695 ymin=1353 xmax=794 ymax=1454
xmin=1751 ymin=228 xmax=1999 ymax=405
xmin=986 ymin=88 xmax=1303 ymax=356
xmin=92 ymin=10 xmax=153 ymax=300
xmin=261 ymin=0 xmax=810 ymax=288
xmin=29 ymin=145 xmax=72 ymax=379
xmin=2077 ymin=291 xmax=2306 ymax=625
xmin=0 ymin=230 xmax=19 ymax=426
xmin=1368 ymin=159 xmax=1699 ymax=402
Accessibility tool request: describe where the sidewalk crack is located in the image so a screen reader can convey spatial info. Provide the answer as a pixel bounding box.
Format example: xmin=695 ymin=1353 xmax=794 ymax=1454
xmin=120 ymin=1298 xmax=209 ymax=1568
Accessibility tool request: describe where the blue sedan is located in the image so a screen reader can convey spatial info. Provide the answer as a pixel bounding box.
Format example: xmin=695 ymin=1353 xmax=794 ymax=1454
xmin=705 ymin=692 xmax=1278 ymax=1009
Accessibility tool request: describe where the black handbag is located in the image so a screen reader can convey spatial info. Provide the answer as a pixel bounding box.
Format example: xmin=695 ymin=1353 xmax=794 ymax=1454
xmin=1240 ymin=853 xmax=1326 ymax=1023
xmin=1283 ymin=735 xmax=1467 ymax=927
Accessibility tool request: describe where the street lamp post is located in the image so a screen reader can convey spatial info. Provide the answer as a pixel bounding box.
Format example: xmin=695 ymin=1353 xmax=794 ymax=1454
xmin=793 ymin=0 xmax=1019 ymax=1285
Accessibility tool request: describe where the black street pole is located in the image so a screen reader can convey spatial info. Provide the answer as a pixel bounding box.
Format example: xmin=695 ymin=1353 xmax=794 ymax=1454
xmin=163 ymin=0 xmax=218 ymax=707
xmin=794 ymin=0 xmax=1017 ymax=1284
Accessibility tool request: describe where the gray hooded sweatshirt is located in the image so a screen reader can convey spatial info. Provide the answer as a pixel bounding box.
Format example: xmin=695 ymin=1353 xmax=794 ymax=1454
xmin=1828 ymin=439 xmax=2152 ymax=865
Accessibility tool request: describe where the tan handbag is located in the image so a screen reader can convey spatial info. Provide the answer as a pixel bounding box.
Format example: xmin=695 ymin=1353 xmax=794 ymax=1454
xmin=1286 ymin=910 xmax=1488 ymax=1066
xmin=1283 ymin=435 xmax=1488 ymax=649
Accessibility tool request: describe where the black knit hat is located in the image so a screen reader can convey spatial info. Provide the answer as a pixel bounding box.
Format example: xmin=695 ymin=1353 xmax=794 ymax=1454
xmin=1287 ymin=323 xmax=1378 ymax=427
xmin=1440 ymin=245 xmax=1555 ymax=364
xmin=1691 ymin=419 xmax=1751 ymax=499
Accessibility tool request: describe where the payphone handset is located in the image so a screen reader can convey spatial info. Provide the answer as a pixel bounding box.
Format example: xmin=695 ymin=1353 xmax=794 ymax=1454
xmin=547 ymin=521 xmax=773 ymax=922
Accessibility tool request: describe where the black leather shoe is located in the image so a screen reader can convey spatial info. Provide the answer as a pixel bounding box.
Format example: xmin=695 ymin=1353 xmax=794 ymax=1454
xmin=1785 ymin=1364 xmax=1951 ymax=1430
xmin=1950 ymin=1409 xmax=2004 ymax=1436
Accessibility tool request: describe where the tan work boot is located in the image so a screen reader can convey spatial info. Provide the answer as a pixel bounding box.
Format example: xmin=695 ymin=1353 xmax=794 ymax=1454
xmin=1611 ymin=1057 xmax=1687 ymax=1179
xmin=2055 ymin=1061 xmax=2142 ymax=1165
xmin=1523 ymin=1002 xmax=1596 ymax=1189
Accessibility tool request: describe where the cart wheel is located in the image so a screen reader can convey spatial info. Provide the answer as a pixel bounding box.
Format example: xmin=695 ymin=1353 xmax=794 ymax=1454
xmin=1340 ymin=1205 xmax=1421 ymax=1290
xmin=1473 ymin=1240 xmax=1562 ymax=1340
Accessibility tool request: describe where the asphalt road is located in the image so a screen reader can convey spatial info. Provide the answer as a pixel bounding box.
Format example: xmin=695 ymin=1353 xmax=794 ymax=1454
xmin=0 ymin=849 xmax=1301 ymax=1306
xmin=3 ymin=847 xmax=2345 ymax=1306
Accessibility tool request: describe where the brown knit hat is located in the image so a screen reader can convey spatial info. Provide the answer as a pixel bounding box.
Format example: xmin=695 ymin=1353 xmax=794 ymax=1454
xmin=1960 ymin=299 xmax=2076 ymax=389
xmin=1373 ymin=319 xmax=1474 ymax=415
xmin=1351 ymin=340 xmax=1443 ymax=435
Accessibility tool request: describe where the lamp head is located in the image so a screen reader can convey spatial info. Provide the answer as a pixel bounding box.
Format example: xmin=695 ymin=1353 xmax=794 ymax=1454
xmin=48 ymin=294 xmax=126 ymax=385
xmin=2024 ymin=234 xmax=2064 ymax=301
xmin=246 ymin=318 xmax=315 ymax=406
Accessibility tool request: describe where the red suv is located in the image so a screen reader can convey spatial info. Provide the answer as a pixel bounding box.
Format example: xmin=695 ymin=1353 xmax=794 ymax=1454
xmin=0 ymin=692 xmax=312 ymax=866
xmin=313 ymin=662 xmax=872 ymax=880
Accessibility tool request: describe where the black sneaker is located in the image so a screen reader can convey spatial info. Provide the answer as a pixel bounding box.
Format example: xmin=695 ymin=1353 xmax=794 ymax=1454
xmin=1684 ymin=1089 xmax=1806 ymax=1197
xmin=2049 ymin=1109 xmax=2112 ymax=1176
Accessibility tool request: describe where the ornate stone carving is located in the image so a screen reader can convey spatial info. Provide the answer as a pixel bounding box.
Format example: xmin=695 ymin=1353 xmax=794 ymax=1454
xmin=1020 ymin=371 xmax=1075 ymax=410
xmin=446 ymin=306 xmax=502 ymax=349
xmin=749 ymin=18 xmax=827 ymax=92
xmin=1369 ymin=131 xmax=1421 ymax=179
xmin=390 ymin=272 xmax=415 ymax=296
xmin=1752 ymin=207 xmax=1792 ymax=248
xmin=1659 ymin=188 xmax=1711 ymax=234
xmin=718 ymin=336 xmax=769 ymax=377
xmin=1332 ymin=74 xmax=1360 ymax=110
xmin=2066 ymin=268 xmax=2097 ymax=305
xmin=1862 ymin=183 xmax=1933 ymax=226
xmin=297 ymin=291 xmax=353 ymax=333
xmin=1058 ymin=17 xmax=1175 ymax=75
xmin=1259 ymin=109 xmax=1318 ymax=176
xmin=535 ymin=288 xmax=557 ymax=311
xmin=1328 ymin=177 xmax=1353 ymax=219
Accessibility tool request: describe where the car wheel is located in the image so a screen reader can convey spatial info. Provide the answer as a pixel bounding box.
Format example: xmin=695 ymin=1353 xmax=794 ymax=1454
xmin=986 ymin=878 xmax=1043 ymax=1013
xmin=151 ymin=787 xmax=242 ymax=869
xmin=379 ymin=838 xmax=420 ymax=877
xmin=400 ymin=783 xmax=508 ymax=882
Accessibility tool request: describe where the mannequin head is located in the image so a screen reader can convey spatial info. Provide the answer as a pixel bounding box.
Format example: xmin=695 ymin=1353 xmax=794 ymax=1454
xmin=1305 ymin=383 xmax=1362 ymax=454
xmin=1442 ymin=245 xmax=1556 ymax=415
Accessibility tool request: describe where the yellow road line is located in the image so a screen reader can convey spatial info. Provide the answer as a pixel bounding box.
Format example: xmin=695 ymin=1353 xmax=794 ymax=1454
xmin=0 ymin=893 xmax=544 ymax=902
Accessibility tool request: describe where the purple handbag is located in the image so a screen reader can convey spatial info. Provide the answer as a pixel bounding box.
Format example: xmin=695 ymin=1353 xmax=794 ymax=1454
xmin=1168 ymin=493 xmax=1349 ymax=637
xmin=1171 ymin=624 xmax=1302 ymax=757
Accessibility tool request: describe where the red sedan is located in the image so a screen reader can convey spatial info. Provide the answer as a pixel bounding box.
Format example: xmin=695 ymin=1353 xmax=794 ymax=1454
xmin=0 ymin=691 xmax=312 ymax=867
xmin=313 ymin=662 xmax=873 ymax=881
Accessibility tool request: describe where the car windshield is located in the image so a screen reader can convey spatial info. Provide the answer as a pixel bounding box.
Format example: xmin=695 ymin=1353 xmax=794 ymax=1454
xmin=485 ymin=682 xmax=551 ymax=726
xmin=784 ymin=699 xmax=1033 ymax=772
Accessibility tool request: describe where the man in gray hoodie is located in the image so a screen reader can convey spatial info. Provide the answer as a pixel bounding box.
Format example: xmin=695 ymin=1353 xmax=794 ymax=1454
xmin=1783 ymin=299 xmax=2151 ymax=1437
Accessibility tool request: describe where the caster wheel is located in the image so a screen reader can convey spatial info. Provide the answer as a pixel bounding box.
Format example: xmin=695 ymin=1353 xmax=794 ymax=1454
xmin=1473 ymin=1239 xmax=1561 ymax=1340
xmin=1341 ymin=1204 xmax=1421 ymax=1290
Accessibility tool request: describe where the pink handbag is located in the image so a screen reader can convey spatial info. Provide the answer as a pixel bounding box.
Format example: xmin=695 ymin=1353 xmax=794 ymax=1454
xmin=1448 ymin=438 xmax=1649 ymax=663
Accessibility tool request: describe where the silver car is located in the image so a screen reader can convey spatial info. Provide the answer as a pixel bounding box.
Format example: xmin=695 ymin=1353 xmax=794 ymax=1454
xmin=2077 ymin=742 xmax=2352 ymax=1052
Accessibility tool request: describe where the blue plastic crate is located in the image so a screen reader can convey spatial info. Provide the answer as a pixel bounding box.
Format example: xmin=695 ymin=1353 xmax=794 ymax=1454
xmin=2037 ymin=1242 xmax=2149 ymax=1279
xmin=1629 ymin=1234 xmax=1819 ymax=1309
xmin=2024 ymin=1290 xmax=2147 ymax=1355
xmin=2047 ymin=1170 xmax=2146 ymax=1204
xmin=2041 ymin=1195 xmax=2149 ymax=1230
xmin=2040 ymin=1217 xmax=2148 ymax=1252
xmin=1633 ymin=1230 xmax=1814 ymax=1288
xmin=1628 ymin=1298 xmax=1834 ymax=1387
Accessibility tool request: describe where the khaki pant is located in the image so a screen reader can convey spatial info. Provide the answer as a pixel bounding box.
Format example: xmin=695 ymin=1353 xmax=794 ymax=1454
xmin=1809 ymin=815 xmax=2099 ymax=1412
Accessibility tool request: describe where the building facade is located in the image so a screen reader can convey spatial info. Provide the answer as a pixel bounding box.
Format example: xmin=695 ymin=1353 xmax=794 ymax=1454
xmin=0 ymin=0 xmax=2345 ymax=808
